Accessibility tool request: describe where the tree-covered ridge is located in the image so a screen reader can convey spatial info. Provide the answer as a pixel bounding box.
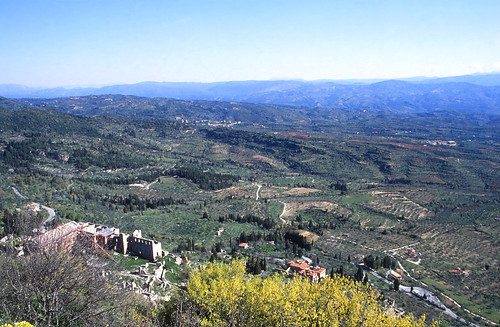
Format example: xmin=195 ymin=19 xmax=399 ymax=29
xmin=186 ymin=260 xmax=437 ymax=327
xmin=18 ymin=95 xmax=317 ymax=125
xmin=0 ymin=107 xmax=98 ymax=135
xmin=0 ymin=100 xmax=498 ymax=324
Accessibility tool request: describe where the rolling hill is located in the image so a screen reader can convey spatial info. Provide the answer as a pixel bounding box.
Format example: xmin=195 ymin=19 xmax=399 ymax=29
xmin=1 ymin=73 xmax=500 ymax=115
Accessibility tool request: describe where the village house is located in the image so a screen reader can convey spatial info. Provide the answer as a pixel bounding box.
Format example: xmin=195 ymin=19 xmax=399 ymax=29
xmin=407 ymin=249 xmax=418 ymax=257
xmin=425 ymin=140 xmax=457 ymax=146
xmin=238 ymin=242 xmax=249 ymax=249
xmin=449 ymin=267 xmax=469 ymax=276
xmin=286 ymin=260 xmax=327 ymax=283
xmin=215 ymin=227 xmax=224 ymax=236
xmin=287 ymin=260 xmax=309 ymax=272
xmin=387 ymin=269 xmax=403 ymax=281
xmin=26 ymin=202 xmax=41 ymax=212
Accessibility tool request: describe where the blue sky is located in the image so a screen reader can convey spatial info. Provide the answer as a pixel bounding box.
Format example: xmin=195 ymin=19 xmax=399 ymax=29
xmin=1 ymin=0 xmax=499 ymax=87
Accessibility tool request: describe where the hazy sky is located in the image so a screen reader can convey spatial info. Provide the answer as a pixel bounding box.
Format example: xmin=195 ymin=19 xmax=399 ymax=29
xmin=1 ymin=0 xmax=499 ymax=87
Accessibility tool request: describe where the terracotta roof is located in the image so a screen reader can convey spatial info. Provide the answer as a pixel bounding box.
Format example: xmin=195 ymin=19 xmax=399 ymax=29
xmin=288 ymin=260 xmax=309 ymax=270
xmin=391 ymin=271 xmax=402 ymax=279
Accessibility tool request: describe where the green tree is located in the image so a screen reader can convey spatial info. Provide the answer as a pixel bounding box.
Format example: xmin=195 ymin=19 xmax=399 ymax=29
xmin=394 ymin=279 xmax=400 ymax=291
xmin=355 ymin=266 xmax=364 ymax=281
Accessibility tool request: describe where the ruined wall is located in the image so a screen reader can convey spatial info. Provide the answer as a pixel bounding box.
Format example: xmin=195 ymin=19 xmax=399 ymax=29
xmin=128 ymin=236 xmax=162 ymax=261
xmin=112 ymin=233 xmax=128 ymax=254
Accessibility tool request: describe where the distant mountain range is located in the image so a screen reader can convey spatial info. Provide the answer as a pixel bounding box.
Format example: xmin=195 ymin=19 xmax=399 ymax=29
xmin=1 ymin=73 xmax=499 ymax=115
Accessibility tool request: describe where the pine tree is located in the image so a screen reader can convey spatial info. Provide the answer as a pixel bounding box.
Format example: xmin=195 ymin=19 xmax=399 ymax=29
xmin=393 ymin=279 xmax=400 ymax=291
xmin=355 ymin=266 xmax=364 ymax=281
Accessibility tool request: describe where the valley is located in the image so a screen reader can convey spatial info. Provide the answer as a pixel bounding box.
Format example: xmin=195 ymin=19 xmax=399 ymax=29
xmin=0 ymin=96 xmax=499 ymax=326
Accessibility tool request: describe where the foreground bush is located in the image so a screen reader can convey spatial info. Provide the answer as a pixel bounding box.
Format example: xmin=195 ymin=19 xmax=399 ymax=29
xmin=186 ymin=260 xmax=437 ymax=327
xmin=0 ymin=242 xmax=149 ymax=327
xmin=0 ymin=323 xmax=34 ymax=327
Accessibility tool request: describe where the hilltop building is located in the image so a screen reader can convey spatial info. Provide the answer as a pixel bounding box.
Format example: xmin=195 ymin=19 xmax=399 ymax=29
xmin=28 ymin=221 xmax=164 ymax=262
xmin=112 ymin=229 xmax=163 ymax=261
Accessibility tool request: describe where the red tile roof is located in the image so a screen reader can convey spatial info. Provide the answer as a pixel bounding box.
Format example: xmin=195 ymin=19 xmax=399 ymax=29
xmin=287 ymin=260 xmax=309 ymax=270
xmin=391 ymin=271 xmax=403 ymax=279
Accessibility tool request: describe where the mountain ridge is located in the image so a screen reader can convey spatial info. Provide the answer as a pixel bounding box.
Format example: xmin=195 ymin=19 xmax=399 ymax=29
xmin=1 ymin=73 xmax=499 ymax=116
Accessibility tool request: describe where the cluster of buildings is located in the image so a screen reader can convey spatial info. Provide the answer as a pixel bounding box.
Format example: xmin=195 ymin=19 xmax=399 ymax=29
xmin=425 ymin=140 xmax=457 ymax=146
xmin=29 ymin=221 xmax=164 ymax=262
xmin=286 ymin=260 xmax=327 ymax=283
xmin=176 ymin=117 xmax=242 ymax=128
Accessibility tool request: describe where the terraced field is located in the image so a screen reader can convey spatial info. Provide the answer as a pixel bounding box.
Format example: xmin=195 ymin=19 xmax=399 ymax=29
xmin=362 ymin=190 xmax=435 ymax=220
xmin=280 ymin=201 xmax=352 ymax=219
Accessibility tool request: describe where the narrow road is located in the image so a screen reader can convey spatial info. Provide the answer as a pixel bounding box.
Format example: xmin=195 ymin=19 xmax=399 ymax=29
xmin=40 ymin=205 xmax=56 ymax=227
xmin=11 ymin=186 xmax=27 ymax=199
xmin=279 ymin=201 xmax=287 ymax=218
xmin=255 ymin=184 xmax=262 ymax=200
xmin=386 ymin=252 xmax=493 ymax=324
xmin=11 ymin=186 xmax=56 ymax=230
xmin=330 ymin=236 xmax=483 ymax=326
xmin=145 ymin=180 xmax=157 ymax=190
xmin=384 ymin=242 xmax=421 ymax=254
xmin=359 ymin=264 xmax=478 ymax=326
xmin=278 ymin=201 xmax=288 ymax=224
xmin=407 ymin=258 xmax=421 ymax=265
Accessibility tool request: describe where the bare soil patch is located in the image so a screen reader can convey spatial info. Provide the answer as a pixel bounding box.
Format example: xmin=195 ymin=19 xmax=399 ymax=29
xmin=283 ymin=187 xmax=321 ymax=196
xmin=215 ymin=185 xmax=256 ymax=199
xmin=228 ymin=146 xmax=278 ymax=167
xmin=298 ymin=230 xmax=320 ymax=242
xmin=280 ymin=201 xmax=351 ymax=218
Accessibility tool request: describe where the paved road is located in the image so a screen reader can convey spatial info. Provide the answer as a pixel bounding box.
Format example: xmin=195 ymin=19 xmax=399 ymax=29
xmin=11 ymin=186 xmax=56 ymax=230
xmin=360 ymin=265 xmax=477 ymax=326
xmin=40 ymin=205 xmax=56 ymax=227
xmin=333 ymin=234 xmax=481 ymax=326
xmin=11 ymin=186 xmax=27 ymax=199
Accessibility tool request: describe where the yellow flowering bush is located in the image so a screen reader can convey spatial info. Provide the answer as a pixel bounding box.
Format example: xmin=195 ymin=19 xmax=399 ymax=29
xmin=0 ymin=322 xmax=34 ymax=327
xmin=187 ymin=260 xmax=438 ymax=327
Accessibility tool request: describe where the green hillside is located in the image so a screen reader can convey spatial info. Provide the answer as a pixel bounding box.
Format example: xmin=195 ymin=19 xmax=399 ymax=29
xmin=0 ymin=103 xmax=499 ymax=326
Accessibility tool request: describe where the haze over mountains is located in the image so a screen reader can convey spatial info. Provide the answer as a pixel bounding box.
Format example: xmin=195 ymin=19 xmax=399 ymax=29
xmin=1 ymin=73 xmax=500 ymax=116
